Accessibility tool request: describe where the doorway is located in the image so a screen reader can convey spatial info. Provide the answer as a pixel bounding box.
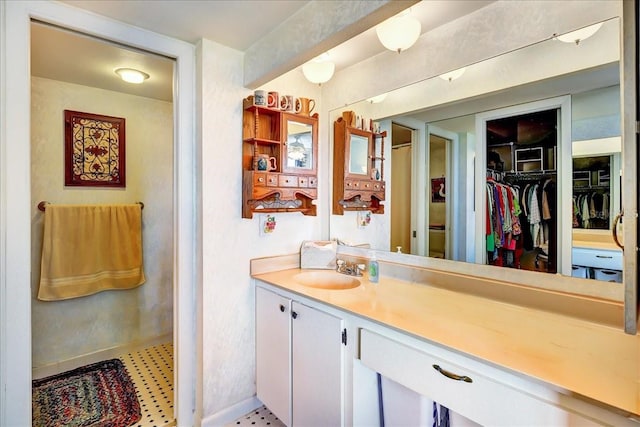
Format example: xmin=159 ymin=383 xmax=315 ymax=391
xmin=427 ymin=134 xmax=449 ymax=259
xmin=30 ymin=21 xmax=176 ymax=426
xmin=390 ymin=123 xmax=413 ymax=254
xmin=425 ymin=124 xmax=460 ymax=261
xmin=1 ymin=2 xmax=197 ymax=425
xmin=475 ymin=96 xmax=572 ymax=276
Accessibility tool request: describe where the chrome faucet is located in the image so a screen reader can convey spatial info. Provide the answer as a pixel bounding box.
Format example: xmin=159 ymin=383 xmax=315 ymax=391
xmin=336 ymin=259 xmax=365 ymax=277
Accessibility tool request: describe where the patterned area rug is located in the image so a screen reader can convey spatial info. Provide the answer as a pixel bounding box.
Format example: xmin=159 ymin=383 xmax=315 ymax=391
xmin=33 ymin=358 xmax=141 ymax=427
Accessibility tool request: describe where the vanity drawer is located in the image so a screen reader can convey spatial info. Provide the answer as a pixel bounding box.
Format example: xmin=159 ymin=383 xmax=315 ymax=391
xmin=572 ymin=247 xmax=622 ymax=270
xmin=278 ymin=174 xmax=298 ymax=188
xmin=359 ymin=329 xmax=599 ymax=426
xmin=308 ymin=177 xmax=318 ymax=188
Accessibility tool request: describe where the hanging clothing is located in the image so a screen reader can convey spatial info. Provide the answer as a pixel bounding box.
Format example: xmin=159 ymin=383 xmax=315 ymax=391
xmin=573 ymin=190 xmax=610 ymax=229
xmin=498 ymin=173 xmax=557 ymax=273
xmin=528 ymin=184 xmax=543 ymax=248
xmin=486 ymin=177 xmax=523 ymax=268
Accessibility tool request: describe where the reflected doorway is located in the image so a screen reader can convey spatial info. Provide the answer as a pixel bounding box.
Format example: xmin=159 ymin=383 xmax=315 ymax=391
xmin=482 ymin=105 xmax=561 ymax=274
xmin=428 ymin=134 xmax=449 ymax=259
xmin=390 ymin=123 xmax=413 ymax=254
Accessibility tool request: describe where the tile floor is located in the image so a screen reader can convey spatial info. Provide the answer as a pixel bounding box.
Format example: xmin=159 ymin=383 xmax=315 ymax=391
xmin=119 ymin=342 xmax=175 ymax=427
xmin=227 ymin=405 xmax=286 ymax=427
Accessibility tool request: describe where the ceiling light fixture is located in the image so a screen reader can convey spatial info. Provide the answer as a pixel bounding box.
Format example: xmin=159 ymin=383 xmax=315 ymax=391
xmin=302 ymin=53 xmax=335 ymax=85
xmin=555 ymin=22 xmax=603 ymax=45
xmin=439 ymin=67 xmax=466 ymax=82
xmin=115 ymin=68 xmax=150 ymax=84
xmin=367 ymin=93 xmax=388 ymax=104
xmin=376 ymin=9 xmax=421 ymax=53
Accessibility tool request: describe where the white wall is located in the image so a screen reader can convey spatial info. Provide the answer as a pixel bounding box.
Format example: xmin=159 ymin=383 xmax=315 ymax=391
xmin=198 ymin=39 xmax=323 ymax=420
xmin=30 ymin=77 xmax=174 ymax=368
xmin=572 ymin=85 xmax=621 ymax=140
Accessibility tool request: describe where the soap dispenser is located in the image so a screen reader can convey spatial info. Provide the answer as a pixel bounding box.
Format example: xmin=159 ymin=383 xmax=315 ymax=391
xmin=368 ymin=251 xmax=379 ymax=283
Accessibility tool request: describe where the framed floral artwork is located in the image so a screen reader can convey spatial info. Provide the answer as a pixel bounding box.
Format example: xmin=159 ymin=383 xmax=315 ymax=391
xmin=64 ymin=110 xmax=126 ymax=187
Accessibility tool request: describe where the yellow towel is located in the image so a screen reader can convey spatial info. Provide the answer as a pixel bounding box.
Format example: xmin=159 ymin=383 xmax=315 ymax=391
xmin=38 ymin=204 xmax=146 ymax=301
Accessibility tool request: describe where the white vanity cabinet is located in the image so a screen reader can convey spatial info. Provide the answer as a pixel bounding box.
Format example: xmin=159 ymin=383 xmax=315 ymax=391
xmin=255 ymin=285 xmax=344 ymax=427
xmin=572 ymin=247 xmax=623 ymax=271
xmin=572 ymin=247 xmax=623 ymax=282
xmin=252 ymin=264 xmax=639 ymax=426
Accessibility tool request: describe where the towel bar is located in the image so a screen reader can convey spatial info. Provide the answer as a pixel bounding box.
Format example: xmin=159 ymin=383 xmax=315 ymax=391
xmin=37 ymin=201 xmax=144 ymax=211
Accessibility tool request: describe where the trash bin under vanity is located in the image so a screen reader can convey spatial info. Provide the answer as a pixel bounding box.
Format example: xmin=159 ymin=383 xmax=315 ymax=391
xmin=571 ymin=266 xmax=588 ymax=278
xmin=593 ymin=268 xmax=622 ymax=282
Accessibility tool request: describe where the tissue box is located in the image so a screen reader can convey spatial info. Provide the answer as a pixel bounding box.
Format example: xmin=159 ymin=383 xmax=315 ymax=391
xmin=300 ymin=240 xmax=337 ymax=269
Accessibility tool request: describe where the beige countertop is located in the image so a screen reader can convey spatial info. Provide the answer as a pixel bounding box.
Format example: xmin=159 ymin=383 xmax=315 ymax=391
xmin=573 ymin=240 xmax=622 ymax=251
xmin=253 ymin=266 xmax=640 ymax=417
xmin=573 ymin=230 xmax=623 ymax=251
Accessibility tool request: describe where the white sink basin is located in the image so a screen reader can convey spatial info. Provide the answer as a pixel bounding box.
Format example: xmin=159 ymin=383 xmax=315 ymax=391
xmin=293 ymin=271 xmax=361 ymax=290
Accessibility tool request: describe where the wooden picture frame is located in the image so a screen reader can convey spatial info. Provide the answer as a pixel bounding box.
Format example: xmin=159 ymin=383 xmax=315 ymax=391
xmin=64 ymin=110 xmax=126 ymax=187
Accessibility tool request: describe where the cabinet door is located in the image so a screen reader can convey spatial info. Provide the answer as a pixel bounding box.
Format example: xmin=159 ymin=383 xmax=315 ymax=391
xmin=282 ymin=113 xmax=317 ymax=174
xmin=291 ymin=301 xmax=343 ymax=427
xmin=256 ymin=287 xmax=291 ymax=426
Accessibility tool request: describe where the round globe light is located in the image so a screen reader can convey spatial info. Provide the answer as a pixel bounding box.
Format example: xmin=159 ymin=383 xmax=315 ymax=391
xmin=376 ymin=12 xmax=421 ymax=53
xmin=302 ymin=60 xmax=335 ymax=85
xmin=367 ymin=93 xmax=388 ymax=104
xmin=556 ymin=22 xmax=603 ymax=45
xmin=439 ymin=67 xmax=466 ymax=82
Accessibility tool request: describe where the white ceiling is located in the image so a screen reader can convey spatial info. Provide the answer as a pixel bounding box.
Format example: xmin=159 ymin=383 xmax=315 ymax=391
xmin=31 ymin=22 xmax=176 ymax=101
xmin=61 ymin=0 xmax=313 ymax=50
xmin=32 ymin=1 xmax=493 ymax=102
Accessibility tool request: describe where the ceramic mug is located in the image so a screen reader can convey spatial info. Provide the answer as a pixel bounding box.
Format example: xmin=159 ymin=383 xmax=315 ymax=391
xmin=267 ymin=91 xmax=279 ymax=108
xmin=253 ymin=90 xmax=268 ymax=106
xmin=279 ymin=95 xmax=295 ymax=112
xmin=296 ymin=97 xmax=316 ymax=116
xmin=254 ymin=154 xmax=277 ymax=172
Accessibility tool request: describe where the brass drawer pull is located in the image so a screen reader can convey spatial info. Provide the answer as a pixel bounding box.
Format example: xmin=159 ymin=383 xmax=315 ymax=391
xmin=433 ymin=364 xmax=473 ymax=383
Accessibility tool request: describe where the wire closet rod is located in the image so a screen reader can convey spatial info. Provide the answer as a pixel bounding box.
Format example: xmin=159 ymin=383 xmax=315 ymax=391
xmin=37 ymin=201 xmax=144 ymax=212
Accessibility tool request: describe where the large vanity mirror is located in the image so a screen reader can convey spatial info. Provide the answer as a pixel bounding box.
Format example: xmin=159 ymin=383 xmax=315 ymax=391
xmin=330 ymin=17 xmax=628 ymax=300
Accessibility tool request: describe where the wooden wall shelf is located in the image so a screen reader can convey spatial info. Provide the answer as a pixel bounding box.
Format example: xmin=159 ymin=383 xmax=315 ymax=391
xmin=333 ymin=114 xmax=386 ymax=215
xmin=242 ymin=98 xmax=318 ymax=218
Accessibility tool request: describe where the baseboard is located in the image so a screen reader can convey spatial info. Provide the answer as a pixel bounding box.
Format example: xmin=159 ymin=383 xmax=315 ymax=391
xmin=32 ymin=333 xmax=172 ymax=379
xmin=201 ymin=396 xmax=261 ymax=427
